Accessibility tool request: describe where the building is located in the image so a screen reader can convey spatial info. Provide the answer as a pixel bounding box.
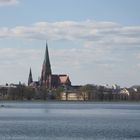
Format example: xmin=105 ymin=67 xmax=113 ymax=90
xmin=28 ymin=68 xmax=33 ymax=86
xmin=28 ymin=42 xmax=71 ymax=89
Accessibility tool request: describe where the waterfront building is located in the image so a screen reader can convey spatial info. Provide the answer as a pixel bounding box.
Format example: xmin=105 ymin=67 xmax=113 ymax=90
xmin=28 ymin=42 xmax=71 ymax=89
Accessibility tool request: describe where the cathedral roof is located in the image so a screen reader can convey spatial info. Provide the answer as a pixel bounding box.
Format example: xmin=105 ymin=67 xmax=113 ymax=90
xmin=59 ymin=75 xmax=70 ymax=84
xmin=41 ymin=41 xmax=52 ymax=82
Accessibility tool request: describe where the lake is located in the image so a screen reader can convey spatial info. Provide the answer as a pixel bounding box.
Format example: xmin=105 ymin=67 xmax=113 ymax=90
xmin=0 ymin=101 xmax=140 ymax=140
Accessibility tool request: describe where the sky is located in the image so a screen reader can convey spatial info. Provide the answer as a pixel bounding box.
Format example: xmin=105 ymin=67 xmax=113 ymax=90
xmin=0 ymin=0 xmax=140 ymax=87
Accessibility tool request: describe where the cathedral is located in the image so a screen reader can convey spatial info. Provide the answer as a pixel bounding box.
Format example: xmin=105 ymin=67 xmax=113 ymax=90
xmin=28 ymin=42 xmax=71 ymax=89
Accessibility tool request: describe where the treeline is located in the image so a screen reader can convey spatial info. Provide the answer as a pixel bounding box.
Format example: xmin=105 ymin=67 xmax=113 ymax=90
xmin=0 ymin=84 xmax=140 ymax=101
xmin=0 ymin=86 xmax=35 ymax=100
xmin=0 ymin=85 xmax=63 ymax=100
xmin=77 ymin=84 xmax=140 ymax=101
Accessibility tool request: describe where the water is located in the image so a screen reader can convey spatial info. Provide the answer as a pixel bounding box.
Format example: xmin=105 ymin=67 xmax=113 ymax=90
xmin=0 ymin=101 xmax=140 ymax=140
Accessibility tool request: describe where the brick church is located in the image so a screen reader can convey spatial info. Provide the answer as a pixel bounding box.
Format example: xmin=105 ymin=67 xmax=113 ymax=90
xmin=28 ymin=42 xmax=71 ymax=89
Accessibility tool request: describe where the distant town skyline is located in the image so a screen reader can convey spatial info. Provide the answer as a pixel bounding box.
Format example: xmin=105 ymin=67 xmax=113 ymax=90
xmin=0 ymin=0 xmax=140 ymax=87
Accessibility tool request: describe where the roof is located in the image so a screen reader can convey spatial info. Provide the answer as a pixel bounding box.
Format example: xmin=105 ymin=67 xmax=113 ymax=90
xmin=59 ymin=75 xmax=70 ymax=84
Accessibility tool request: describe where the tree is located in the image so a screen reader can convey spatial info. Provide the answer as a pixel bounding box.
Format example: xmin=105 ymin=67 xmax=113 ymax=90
xmin=79 ymin=84 xmax=95 ymax=101
xmin=22 ymin=86 xmax=35 ymax=100
xmin=51 ymin=86 xmax=65 ymax=100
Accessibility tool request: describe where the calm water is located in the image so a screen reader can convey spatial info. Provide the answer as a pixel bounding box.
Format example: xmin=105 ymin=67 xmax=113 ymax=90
xmin=0 ymin=101 xmax=140 ymax=140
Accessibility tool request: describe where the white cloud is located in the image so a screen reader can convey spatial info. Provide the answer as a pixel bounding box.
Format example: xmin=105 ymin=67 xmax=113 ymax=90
xmin=0 ymin=20 xmax=140 ymax=86
xmin=0 ymin=0 xmax=19 ymax=6
xmin=0 ymin=40 xmax=139 ymax=86
xmin=0 ymin=20 xmax=140 ymax=47
xmin=0 ymin=46 xmax=43 ymax=84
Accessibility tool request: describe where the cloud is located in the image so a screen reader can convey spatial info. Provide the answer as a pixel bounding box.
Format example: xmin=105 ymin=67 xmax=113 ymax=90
xmin=0 ymin=40 xmax=139 ymax=86
xmin=0 ymin=46 xmax=43 ymax=84
xmin=0 ymin=45 xmax=113 ymax=85
xmin=0 ymin=0 xmax=19 ymax=6
xmin=0 ymin=20 xmax=140 ymax=86
xmin=0 ymin=20 xmax=140 ymax=47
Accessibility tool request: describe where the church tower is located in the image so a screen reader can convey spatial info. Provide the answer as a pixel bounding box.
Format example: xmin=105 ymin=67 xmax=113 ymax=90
xmin=40 ymin=42 xmax=52 ymax=89
xmin=28 ymin=68 xmax=33 ymax=86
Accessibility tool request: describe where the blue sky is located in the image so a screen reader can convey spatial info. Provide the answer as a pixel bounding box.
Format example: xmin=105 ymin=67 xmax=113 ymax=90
xmin=0 ymin=0 xmax=140 ymax=25
xmin=0 ymin=0 xmax=140 ymax=87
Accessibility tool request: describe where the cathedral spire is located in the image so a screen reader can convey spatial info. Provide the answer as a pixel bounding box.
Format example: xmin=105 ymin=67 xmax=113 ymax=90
xmin=28 ymin=67 xmax=33 ymax=86
xmin=40 ymin=41 xmax=52 ymax=88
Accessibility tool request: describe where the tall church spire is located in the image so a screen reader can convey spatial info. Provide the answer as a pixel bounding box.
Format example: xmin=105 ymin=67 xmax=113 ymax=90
xmin=28 ymin=68 xmax=33 ymax=86
xmin=40 ymin=41 xmax=52 ymax=88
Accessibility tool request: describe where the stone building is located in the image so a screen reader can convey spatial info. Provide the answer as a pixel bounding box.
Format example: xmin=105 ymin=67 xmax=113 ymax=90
xmin=28 ymin=42 xmax=71 ymax=89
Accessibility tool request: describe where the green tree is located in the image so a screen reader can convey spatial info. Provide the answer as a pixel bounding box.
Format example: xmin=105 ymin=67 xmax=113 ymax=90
xmin=51 ymin=86 xmax=65 ymax=100
xmin=22 ymin=86 xmax=35 ymax=100
xmin=80 ymin=84 xmax=95 ymax=101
